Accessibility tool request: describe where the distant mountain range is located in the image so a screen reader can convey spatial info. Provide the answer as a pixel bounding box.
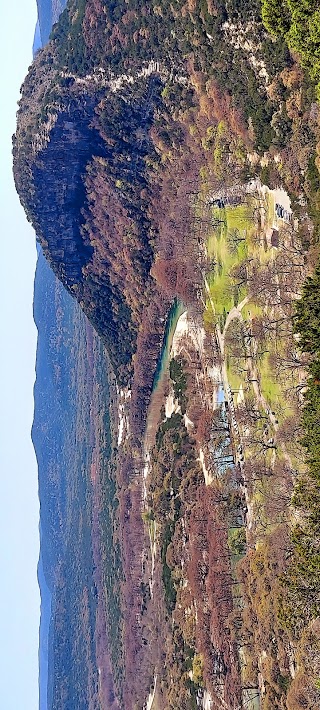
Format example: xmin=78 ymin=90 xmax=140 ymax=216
xmin=31 ymin=2 xmax=97 ymax=708
xmin=36 ymin=0 xmax=67 ymax=45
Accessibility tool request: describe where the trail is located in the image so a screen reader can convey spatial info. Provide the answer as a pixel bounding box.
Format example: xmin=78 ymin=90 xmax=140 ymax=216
xmin=145 ymin=673 xmax=158 ymax=710
xmin=221 ymin=296 xmax=250 ymax=343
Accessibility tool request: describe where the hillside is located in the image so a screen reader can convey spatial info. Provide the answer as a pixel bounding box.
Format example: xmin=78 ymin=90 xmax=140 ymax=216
xmin=33 ymin=251 xmax=95 ymax=709
xmin=33 ymin=247 xmax=122 ymax=709
xmin=15 ymin=1 xmax=320 ymax=708
xmin=32 ymin=2 xmax=119 ymax=708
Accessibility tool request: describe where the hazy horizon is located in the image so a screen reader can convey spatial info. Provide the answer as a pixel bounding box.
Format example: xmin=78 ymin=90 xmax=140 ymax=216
xmin=0 ymin=1 xmax=40 ymax=708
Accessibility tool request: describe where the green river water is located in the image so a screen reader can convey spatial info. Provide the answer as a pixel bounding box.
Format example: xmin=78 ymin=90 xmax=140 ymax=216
xmin=152 ymin=299 xmax=185 ymax=391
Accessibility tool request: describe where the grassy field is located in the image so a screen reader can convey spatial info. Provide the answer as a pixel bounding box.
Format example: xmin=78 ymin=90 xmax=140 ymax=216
xmin=226 ymin=356 xmax=243 ymax=393
xmin=258 ymin=352 xmax=284 ymax=410
xmin=203 ymin=190 xmax=298 ymax=428
xmin=206 ymin=204 xmax=252 ymax=319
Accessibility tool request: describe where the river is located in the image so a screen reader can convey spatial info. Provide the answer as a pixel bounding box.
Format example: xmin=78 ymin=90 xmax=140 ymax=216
xmin=144 ymin=299 xmax=185 ymax=452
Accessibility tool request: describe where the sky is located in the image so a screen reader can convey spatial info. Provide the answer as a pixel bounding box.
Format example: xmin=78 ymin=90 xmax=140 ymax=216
xmin=0 ymin=0 xmax=40 ymax=708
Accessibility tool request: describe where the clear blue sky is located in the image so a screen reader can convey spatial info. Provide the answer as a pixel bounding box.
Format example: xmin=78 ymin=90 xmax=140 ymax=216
xmin=0 ymin=0 xmax=40 ymax=708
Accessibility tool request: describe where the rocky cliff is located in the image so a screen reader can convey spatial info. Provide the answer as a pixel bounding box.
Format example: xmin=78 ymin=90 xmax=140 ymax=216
xmin=13 ymin=37 xmax=162 ymax=383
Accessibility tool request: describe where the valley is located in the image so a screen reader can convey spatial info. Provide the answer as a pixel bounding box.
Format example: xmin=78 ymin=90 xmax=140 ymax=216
xmin=14 ymin=0 xmax=320 ymax=708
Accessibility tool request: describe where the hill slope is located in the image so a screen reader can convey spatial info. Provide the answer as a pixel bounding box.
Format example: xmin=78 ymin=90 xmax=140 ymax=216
xmin=15 ymin=1 xmax=320 ymax=708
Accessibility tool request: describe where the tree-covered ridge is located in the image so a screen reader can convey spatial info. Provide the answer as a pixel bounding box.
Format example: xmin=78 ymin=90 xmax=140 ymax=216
xmin=13 ymin=64 xmax=161 ymax=383
xmin=49 ymin=0 xmax=292 ymax=151
xmin=13 ymin=0 xmax=319 ymax=388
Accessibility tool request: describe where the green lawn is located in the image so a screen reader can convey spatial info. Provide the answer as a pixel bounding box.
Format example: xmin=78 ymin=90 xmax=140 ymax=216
xmin=258 ymin=352 xmax=288 ymax=417
xmin=205 ymin=203 xmax=253 ymax=320
xmin=202 ymin=192 xmax=296 ymax=428
xmin=226 ymin=355 xmax=243 ymax=393
xmin=225 ymin=203 xmax=253 ymax=232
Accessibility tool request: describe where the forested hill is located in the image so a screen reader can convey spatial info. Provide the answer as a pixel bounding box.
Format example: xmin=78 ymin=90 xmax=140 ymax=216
xmin=12 ymin=1 xmax=280 ymax=380
xmin=13 ymin=0 xmax=320 ymax=387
